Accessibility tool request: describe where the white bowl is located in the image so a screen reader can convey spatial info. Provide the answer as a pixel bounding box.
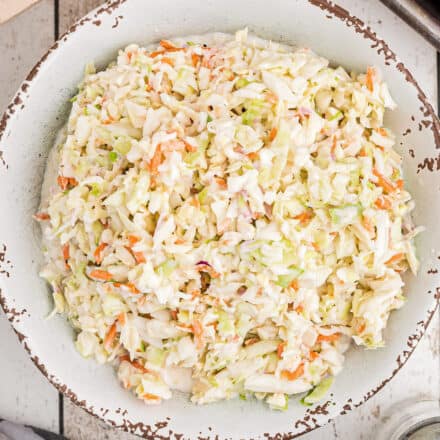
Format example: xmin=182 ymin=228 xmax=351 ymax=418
xmin=1 ymin=0 xmax=439 ymax=438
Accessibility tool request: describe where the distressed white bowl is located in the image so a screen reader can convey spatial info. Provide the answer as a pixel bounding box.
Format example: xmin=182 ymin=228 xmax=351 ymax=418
xmin=1 ymin=0 xmax=439 ymax=438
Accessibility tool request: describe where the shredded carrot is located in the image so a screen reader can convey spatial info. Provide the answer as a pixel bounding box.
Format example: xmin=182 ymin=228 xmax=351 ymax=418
xmin=62 ymin=243 xmax=70 ymax=269
xmin=366 ymin=66 xmax=375 ymax=92
xmin=377 ymin=127 xmax=387 ymax=136
xmin=127 ymin=235 xmax=140 ymax=246
xmin=294 ymin=304 xmax=304 ymax=314
xmin=57 ymin=176 xmax=78 ymax=190
xmin=362 ymin=216 xmax=375 ymax=234
xmin=104 ymin=322 xmax=117 ymax=349
xmin=281 ymin=363 xmax=304 ymax=381
xmin=190 ymin=197 xmax=200 ymax=208
xmin=124 ymin=282 xmax=140 ymax=294
xmin=373 ymin=168 xmax=396 ymax=193
xmin=191 ymin=53 xmax=201 ymax=67
xmin=215 ymin=177 xmax=227 ymax=189
xmin=192 ymin=319 xmax=204 ymax=349
xmin=34 ymin=212 xmax=50 ymax=221
xmin=174 ymin=238 xmax=185 ymax=245
xmin=289 ymin=279 xmax=299 ymax=291
xmin=119 ymin=355 xmax=152 ymax=374
xmin=396 ymin=179 xmax=404 ymax=190
xmin=117 ymin=312 xmax=126 ymax=326
xmin=161 ymin=57 xmax=174 ymax=66
xmin=374 ymin=196 xmax=392 ymax=210
xmin=145 ymin=83 xmax=153 ymax=92
xmin=269 ymin=127 xmax=278 ymax=141
xmin=358 ymin=148 xmax=367 ymax=157
xmin=311 ymin=242 xmax=320 ymax=251
xmin=317 ymin=333 xmax=340 ymax=343
xmin=309 ymin=351 xmax=320 ymax=361
xmin=89 ymin=269 xmax=113 ymax=281
xmin=385 ymin=252 xmax=405 ymax=265
xmin=330 ymin=136 xmax=337 ymax=159
xmin=137 ymin=295 xmax=146 ymax=306
xmin=293 ymin=211 xmax=313 ymax=225
xmin=149 ymin=144 xmax=163 ymax=175
xmin=159 ymin=40 xmax=183 ymax=52
xmin=133 ymin=251 xmax=146 ymax=264
xmin=150 ymin=50 xmax=164 ymax=58
xmin=247 ymin=152 xmax=259 ymax=161
xmin=357 ymin=322 xmax=366 ymax=333
xmin=94 ymin=242 xmax=107 ymax=264
xmin=142 ymin=393 xmax=161 ymax=401
xmin=277 ymin=342 xmax=285 ymax=359
xmin=244 ymin=337 xmax=259 ymax=346
xmin=57 ymin=176 xmax=70 ymax=190
xmin=183 ymin=139 xmax=197 ymax=152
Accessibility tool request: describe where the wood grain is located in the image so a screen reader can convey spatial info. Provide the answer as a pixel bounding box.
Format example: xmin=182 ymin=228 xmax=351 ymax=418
xmin=58 ymin=0 xmax=104 ymax=35
xmin=0 ymin=0 xmax=41 ymax=24
xmin=0 ymin=1 xmax=59 ymax=432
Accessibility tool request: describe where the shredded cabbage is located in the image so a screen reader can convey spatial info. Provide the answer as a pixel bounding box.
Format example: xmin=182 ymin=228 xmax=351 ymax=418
xmin=36 ymin=30 xmax=419 ymax=409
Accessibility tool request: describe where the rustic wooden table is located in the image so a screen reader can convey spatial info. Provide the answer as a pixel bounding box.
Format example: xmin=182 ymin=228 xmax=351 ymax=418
xmin=0 ymin=1 xmax=438 ymax=439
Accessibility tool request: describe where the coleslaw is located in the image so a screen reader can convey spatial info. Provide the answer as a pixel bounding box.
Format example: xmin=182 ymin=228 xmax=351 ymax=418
xmin=35 ymin=30 xmax=420 ymax=410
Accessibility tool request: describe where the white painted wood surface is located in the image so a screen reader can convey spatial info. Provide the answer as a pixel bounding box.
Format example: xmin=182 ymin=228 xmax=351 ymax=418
xmin=0 ymin=0 xmax=59 ymax=434
xmin=0 ymin=0 xmax=438 ymax=438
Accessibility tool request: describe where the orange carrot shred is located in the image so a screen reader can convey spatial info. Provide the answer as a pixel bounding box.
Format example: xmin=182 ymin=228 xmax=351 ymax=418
xmin=378 ymin=127 xmax=387 ymax=136
xmin=192 ymin=320 xmax=204 ymax=349
xmin=366 ymin=66 xmax=375 ymax=92
xmin=150 ymin=50 xmax=164 ymax=58
xmin=191 ymin=53 xmax=201 ymax=67
xmin=133 ymin=251 xmax=146 ymax=264
xmin=149 ymin=144 xmax=163 ymax=175
xmin=161 ymin=57 xmax=174 ymax=66
xmin=62 ymin=243 xmax=70 ymax=269
xmin=94 ymin=243 xmax=107 ymax=264
xmin=309 ymin=351 xmax=320 ymax=361
xmin=373 ymin=168 xmax=396 ymax=193
xmin=269 ymin=127 xmax=278 ymax=141
xmin=215 ymin=177 xmax=227 ymax=189
xmin=374 ymin=196 xmax=392 ymax=210
xmin=159 ymin=40 xmax=183 ymax=52
xmin=357 ymin=322 xmax=366 ymax=333
xmin=57 ymin=176 xmax=70 ymax=190
xmin=385 ymin=252 xmax=405 ymax=265
xmin=277 ymin=342 xmax=285 ymax=359
xmin=117 ymin=312 xmax=126 ymax=326
xmin=143 ymin=393 xmax=161 ymax=401
xmin=396 ymin=179 xmax=404 ymax=190
xmin=89 ymin=269 xmax=113 ymax=281
xmin=294 ymin=304 xmax=304 ymax=314
xmin=127 ymin=235 xmax=140 ymax=246
xmin=247 ymin=152 xmax=259 ymax=161
xmin=362 ymin=216 xmax=375 ymax=233
xmin=289 ymin=279 xmax=300 ymax=291
xmin=317 ymin=333 xmax=340 ymax=343
xmin=358 ymin=148 xmax=367 ymax=157
xmin=281 ymin=363 xmax=304 ymax=381
xmin=183 ymin=139 xmax=197 ymax=152
xmin=34 ymin=212 xmax=50 ymax=221
xmin=293 ymin=211 xmax=313 ymax=225
xmin=104 ymin=322 xmax=117 ymax=349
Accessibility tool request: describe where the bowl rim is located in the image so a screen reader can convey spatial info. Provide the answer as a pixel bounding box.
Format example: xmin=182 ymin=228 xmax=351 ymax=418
xmin=0 ymin=0 xmax=439 ymax=438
